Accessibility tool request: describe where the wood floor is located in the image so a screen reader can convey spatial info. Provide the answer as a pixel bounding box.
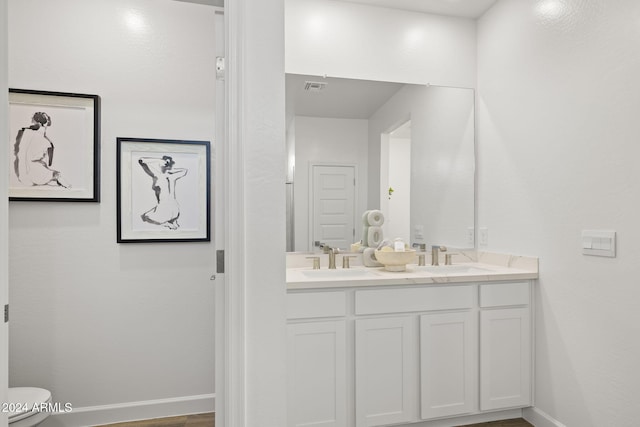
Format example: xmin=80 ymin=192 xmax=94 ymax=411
xmin=98 ymin=413 xmax=532 ymax=427
xmin=460 ymin=419 xmax=533 ymax=427
xmin=97 ymin=413 xmax=214 ymax=427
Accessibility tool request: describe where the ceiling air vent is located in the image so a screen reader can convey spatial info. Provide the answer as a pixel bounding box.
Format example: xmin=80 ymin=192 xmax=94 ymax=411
xmin=304 ymin=81 xmax=327 ymax=92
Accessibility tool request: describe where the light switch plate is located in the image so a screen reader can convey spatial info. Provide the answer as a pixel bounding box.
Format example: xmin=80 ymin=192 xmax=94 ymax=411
xmin=582 ymin=230 xmax=616 ymax=257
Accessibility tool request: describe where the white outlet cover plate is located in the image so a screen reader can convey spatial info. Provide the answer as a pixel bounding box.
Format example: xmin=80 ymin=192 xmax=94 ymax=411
xmin=479 ymin=227 xmax=488 ymax=245
xmin=582 ymin=230 xmax=616 ymax=257
xmin=466 ymin=227 xmax=474 ymax=246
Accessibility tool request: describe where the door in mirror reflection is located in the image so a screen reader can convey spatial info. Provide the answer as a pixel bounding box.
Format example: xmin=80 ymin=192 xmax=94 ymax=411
xmin=311 ymin=164 xmax=356 ymax=251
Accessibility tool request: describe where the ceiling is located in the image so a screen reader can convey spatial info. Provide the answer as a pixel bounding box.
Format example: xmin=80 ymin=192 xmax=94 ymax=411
xmin=172 ymin=0 xmax=223 ymax=7
xmin=337 ymin=0 xmax=498 ymax=19
xmin=175 ymin=1 xmax=498 ymax=19
xmin=286 ymin=74 xmax=410 ymax=120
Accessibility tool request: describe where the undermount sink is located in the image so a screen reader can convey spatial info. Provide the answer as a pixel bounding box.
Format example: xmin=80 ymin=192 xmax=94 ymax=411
xmin=301 ymin=268 xmax=376 ymax=278
xmin=409 ymin=265 xmax=491 ymax=275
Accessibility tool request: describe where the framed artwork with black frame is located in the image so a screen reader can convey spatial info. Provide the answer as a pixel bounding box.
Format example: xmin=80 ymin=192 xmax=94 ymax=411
xmin=8 ymin=88 xmax=100 ymax=202
xmin=116 ymin=137 xmax=211 ymax=243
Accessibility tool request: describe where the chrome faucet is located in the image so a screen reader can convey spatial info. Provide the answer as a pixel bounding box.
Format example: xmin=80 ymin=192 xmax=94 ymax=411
xmin=431 ymin=245 xmax=447 ymax=266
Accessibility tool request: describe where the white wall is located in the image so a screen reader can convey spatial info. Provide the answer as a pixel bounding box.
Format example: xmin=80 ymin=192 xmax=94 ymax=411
xmin=369 ymin=85 xmax=475 ymax=248
xmin=285 ymin=0 xmax=477 ymax=87
xmin=0 ymin=0 xmax=9 ymax=424
xmin=478 ymin=1 xmax=640 ymax=426
xmin=8 ymin=0 xmax=216 ymax=422
xmin=293 ymin=116 xmax=368 ymax=251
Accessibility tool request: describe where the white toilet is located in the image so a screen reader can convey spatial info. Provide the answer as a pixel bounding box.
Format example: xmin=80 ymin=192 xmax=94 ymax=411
xmin=7 ymin=387 xmax=52 ymax=427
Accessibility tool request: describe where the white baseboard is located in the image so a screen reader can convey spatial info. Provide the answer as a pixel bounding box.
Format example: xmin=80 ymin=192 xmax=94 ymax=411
xmin=40 ymin=393 xmax=215 ymax=427
xmin=36 ymin=400 xmax=557 ymax=427
xmin=523 ymin=407 xmax=567 ymax=427
xmin=380 ymin=409 xmax=523 ymax=427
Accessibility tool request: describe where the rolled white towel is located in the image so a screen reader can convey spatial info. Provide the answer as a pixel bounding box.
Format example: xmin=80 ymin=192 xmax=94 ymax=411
xmin=362 ymin=210 xmax=372 ymax=226
xmin=366 ymin=210 xmax=384 ymax=227
xmin=362 ymin=226 xmax=369 ymax=247
xmin=367 ymin=226 xmax=383 ymax=247
xmin=363 ymin=247 xmax=383 ymax=267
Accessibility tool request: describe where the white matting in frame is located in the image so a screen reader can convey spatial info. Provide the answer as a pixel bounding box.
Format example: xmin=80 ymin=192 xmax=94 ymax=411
xmin=117 ymin=137 xmax=211 ymax=243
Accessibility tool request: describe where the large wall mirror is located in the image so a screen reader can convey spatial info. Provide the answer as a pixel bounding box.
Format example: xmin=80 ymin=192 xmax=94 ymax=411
xmin=286 ymin=73 xmax=475 ymax=253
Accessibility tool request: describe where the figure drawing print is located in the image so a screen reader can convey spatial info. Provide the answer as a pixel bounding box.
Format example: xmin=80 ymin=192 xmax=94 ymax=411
xmin=137 ymin=155 xmax=188 ymax=230
xmin=129 ymin=149 xmax=200 ymax=234
xmin=13 ymin=111 xmax=71 ymax=189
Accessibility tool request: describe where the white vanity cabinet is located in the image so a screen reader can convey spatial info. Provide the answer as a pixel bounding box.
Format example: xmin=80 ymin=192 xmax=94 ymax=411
xmin=286 ymin=279 xmax=534 ymax=427
xmin=353 ymin=285 xmax=477 ymax=426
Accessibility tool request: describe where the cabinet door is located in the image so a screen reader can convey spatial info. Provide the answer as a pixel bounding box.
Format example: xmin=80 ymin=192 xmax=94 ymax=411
xmin=420 ymin=311 xmax=477 ymax=419
xmin=288 ymin=321 xmax=347 ymax=427
xmin=480 ymin=307 xmax=531 ymax=410
xmin=355 ymin=316 xmax=415 ymax=427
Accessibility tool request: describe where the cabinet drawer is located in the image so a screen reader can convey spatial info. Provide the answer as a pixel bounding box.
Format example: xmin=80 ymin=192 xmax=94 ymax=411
xmin=355 ymin=285 xmax=475 ymax=315
xmin=480 ymin=282 xmax=529 ymax=307
xmin=287 ymin=291 xmax=347 ymax=319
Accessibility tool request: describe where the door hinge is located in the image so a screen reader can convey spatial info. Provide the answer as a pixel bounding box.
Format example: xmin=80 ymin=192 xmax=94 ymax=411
xmin=4 ymin=304 xmax=8 ymax=323
xmin=216 ymin=57 xmax=225 ymax=80
xmin=217 ymin=250 xmax=225 ymax=274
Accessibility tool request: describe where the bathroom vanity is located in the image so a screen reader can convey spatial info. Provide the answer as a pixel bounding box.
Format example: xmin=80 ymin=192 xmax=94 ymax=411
xmin=286 ymin=252 xmax=538 ymax=427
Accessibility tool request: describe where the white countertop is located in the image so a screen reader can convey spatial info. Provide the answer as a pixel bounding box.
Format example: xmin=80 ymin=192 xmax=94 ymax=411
xmin=286 ymin=251 xmax=538 ymax=290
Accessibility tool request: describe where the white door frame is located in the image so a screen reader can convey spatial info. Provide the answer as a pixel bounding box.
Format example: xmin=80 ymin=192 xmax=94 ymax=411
xmin=213 ymin=7 xmax=228 ymax=427
xmin=308 ymin=162 xmax=358 ymax=251
xmin=218 ymin=1 xmax=287 ymax=427
xmin=0 ymin=0 xmax=9 ymax=425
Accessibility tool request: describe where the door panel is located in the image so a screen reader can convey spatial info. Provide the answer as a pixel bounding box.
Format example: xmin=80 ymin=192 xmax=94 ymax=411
xmin=311 ymin=165 xmax=355 ymax=251
xmin=420 ymin=311 xmax=477 ymax=419
xmin=480 ymin=308 xmax=531 ymax=410
xmin=355 ymin=316 xmax=415 ymax=427
xmin=288 ymin=321 xmax=347 ymax=427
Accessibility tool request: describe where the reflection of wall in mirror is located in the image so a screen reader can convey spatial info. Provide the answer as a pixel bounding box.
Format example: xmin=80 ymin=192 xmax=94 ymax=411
xmin=380 ymin=130 xmax=411 ymax=245
xmin=369 ymin=85 xmax=475 ymax=249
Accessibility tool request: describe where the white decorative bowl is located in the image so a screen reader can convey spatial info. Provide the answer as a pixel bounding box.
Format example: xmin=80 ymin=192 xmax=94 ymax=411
xmin=374 ymin=249 xmax=416 ymax=272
